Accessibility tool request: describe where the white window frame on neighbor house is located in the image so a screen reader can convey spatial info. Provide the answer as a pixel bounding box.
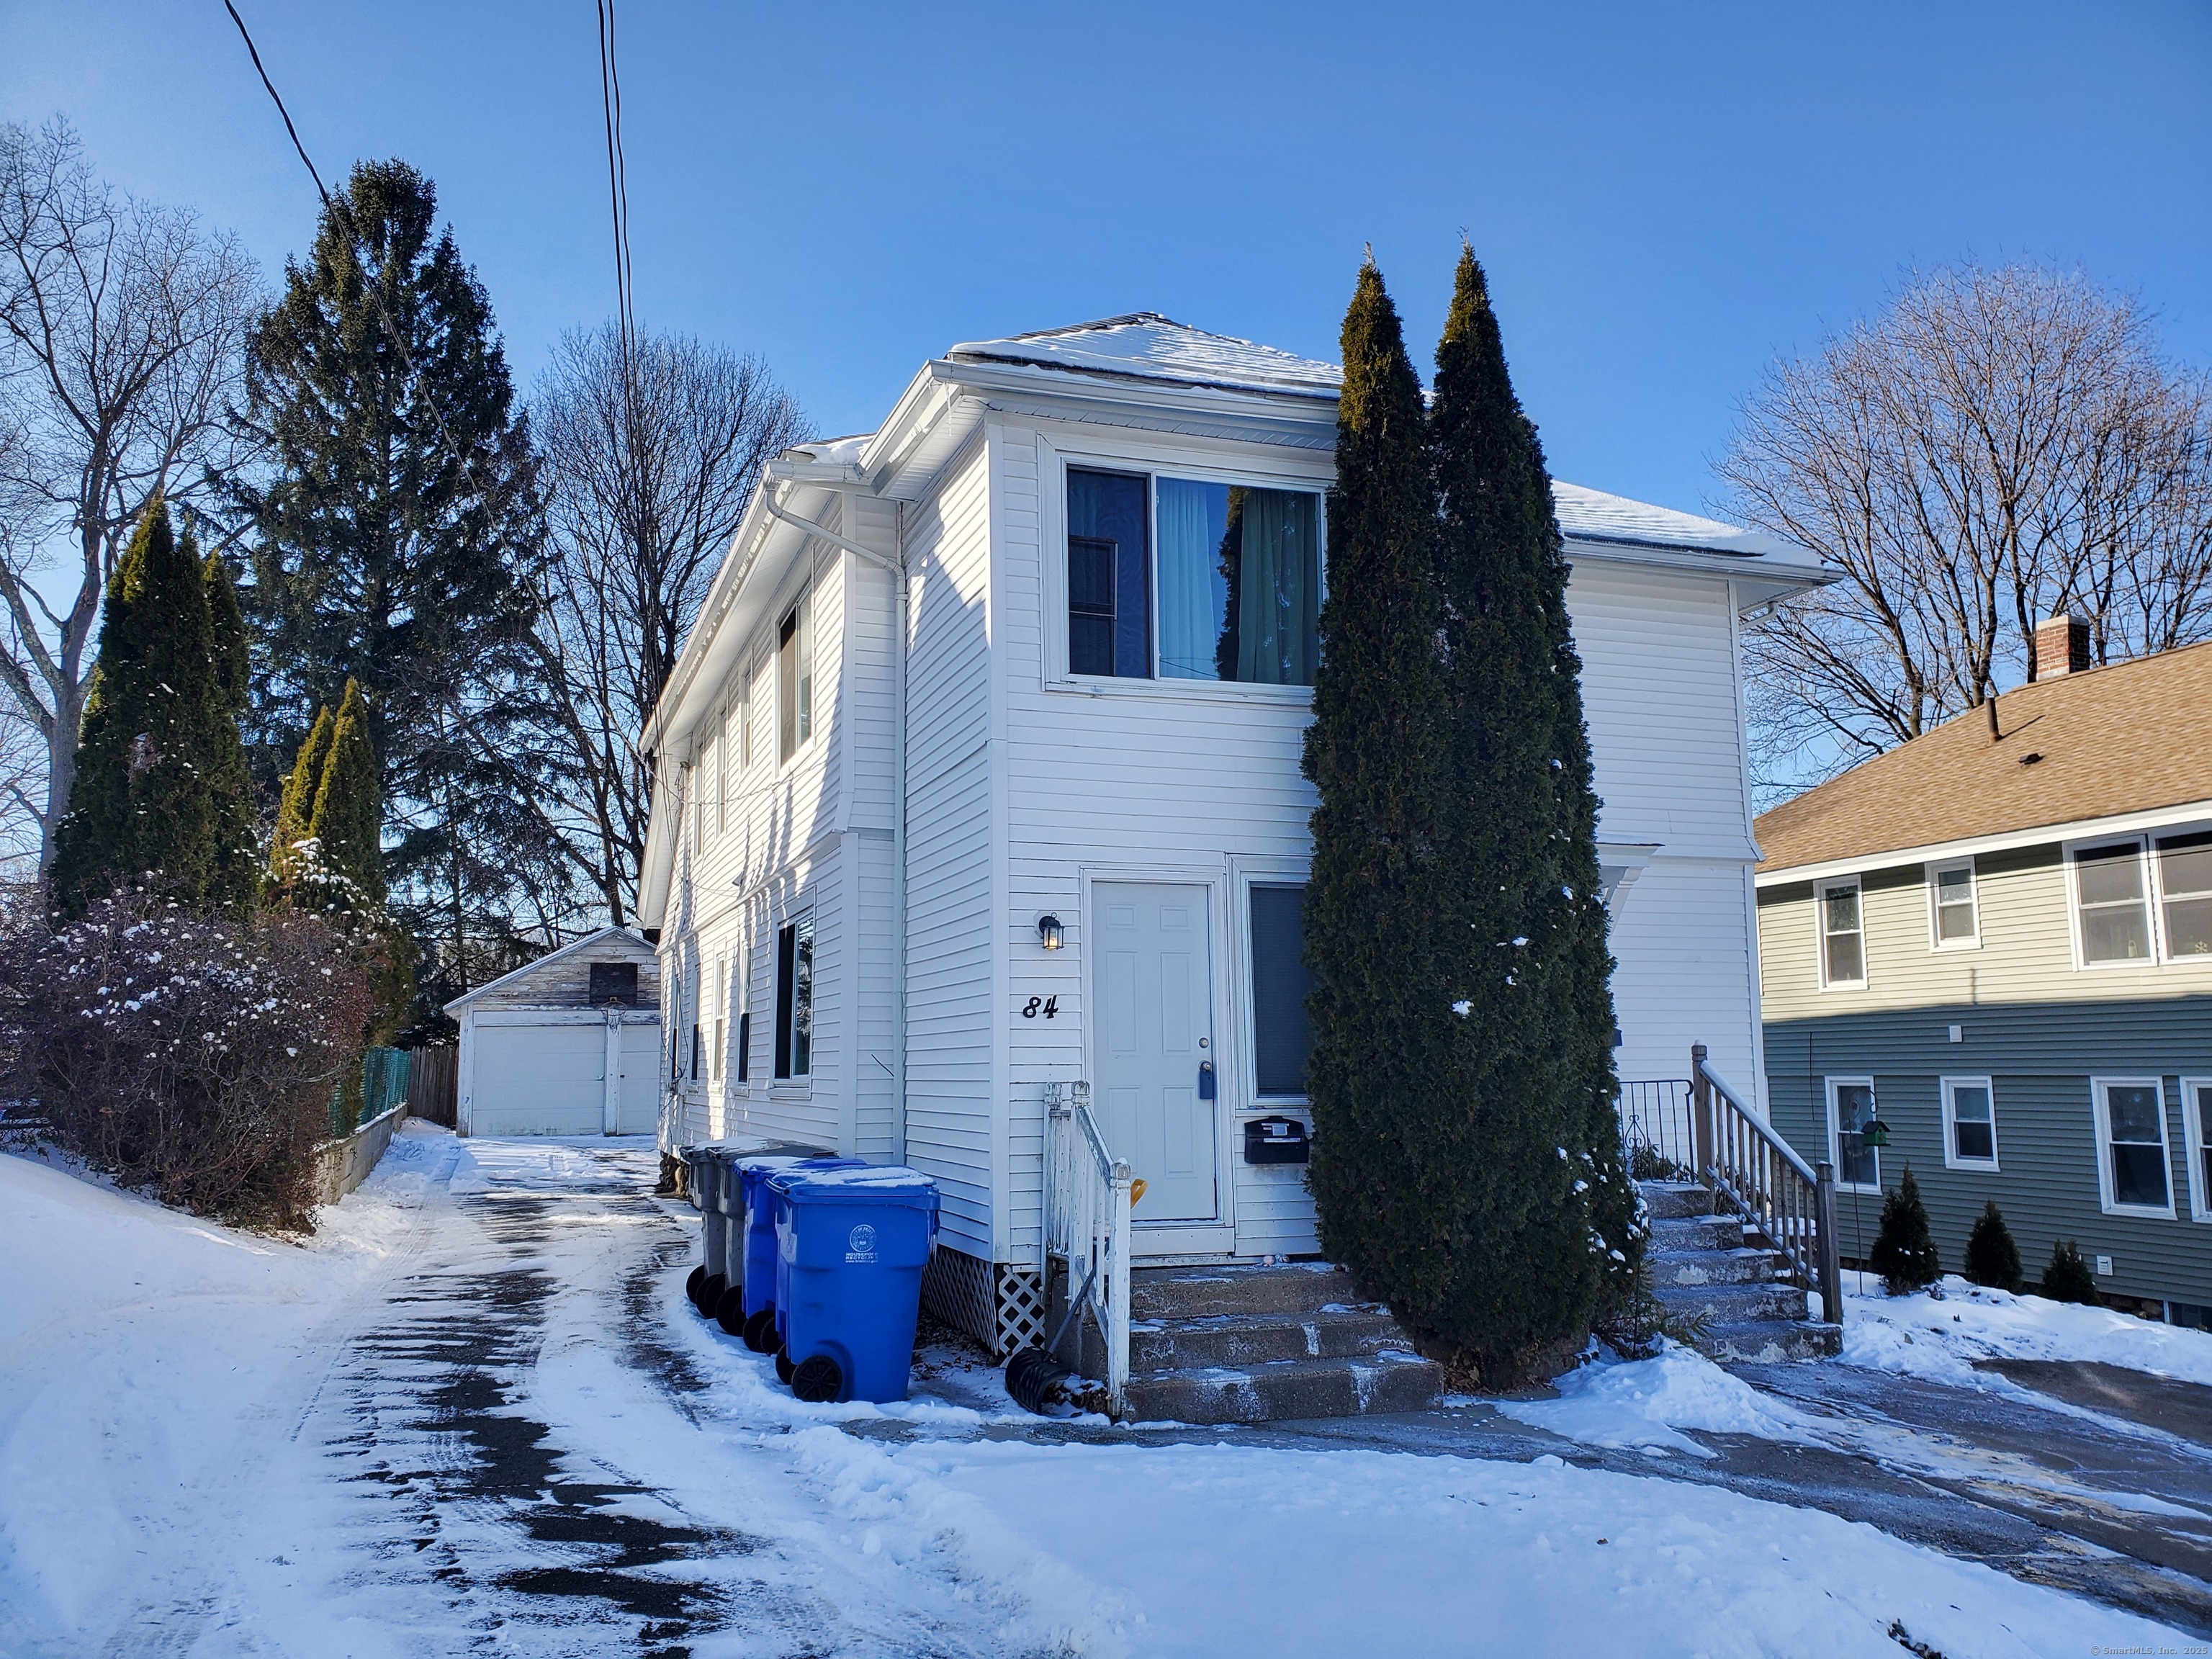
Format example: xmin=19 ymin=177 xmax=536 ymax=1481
xmin=1940 ymin=1075 xmax=2000 ymax=1172
xmin=2067 ymin=835 xmax=2157 ymax=970
xmin=1927 ymin=858 xmax=1979 ymax=950
xmin=2090 ymin=1075 xmax=2176 ymax=1219
xmin=1825 ymin=1075 xmax=1882 ymax=1195
xmin=2152 ymin=827 xmax=2212 ymax=963
xmin=1815 ymin=876 xmax=1867 ymax=990
xmin=1037 ymin=431 xmax=1333 ymax=706
xmin=2180 ymin=1076 xmax=2212 ymax=1224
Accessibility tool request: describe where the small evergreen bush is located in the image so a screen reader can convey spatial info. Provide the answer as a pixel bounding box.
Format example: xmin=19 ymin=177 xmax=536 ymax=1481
xmin=1963 ymin=1200 xmax=2024 ymax=1292
xmin=1868 ymin=1163 xmax=1941 ymax=1294
xmin=2039 ymin=1238 xmax=2100 ymax=1305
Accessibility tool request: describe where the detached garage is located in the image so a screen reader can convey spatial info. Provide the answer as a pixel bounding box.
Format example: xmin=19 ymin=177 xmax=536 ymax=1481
xmin=447 ymin=927 xmax=662 ymax=1137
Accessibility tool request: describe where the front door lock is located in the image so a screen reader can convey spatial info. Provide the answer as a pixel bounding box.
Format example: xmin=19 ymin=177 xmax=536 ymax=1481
xmin=1197 ymin=1060 xmax=1216 ymax=1101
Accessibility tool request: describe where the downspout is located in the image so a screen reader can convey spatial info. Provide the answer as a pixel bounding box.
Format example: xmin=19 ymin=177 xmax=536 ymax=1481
xmin=760 ymin=486 xmax=909 ymax=1166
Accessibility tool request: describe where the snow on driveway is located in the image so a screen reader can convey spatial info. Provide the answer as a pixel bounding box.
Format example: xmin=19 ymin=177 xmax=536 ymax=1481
xmin=1 ymin=1130 xmax=2196 ymax=1658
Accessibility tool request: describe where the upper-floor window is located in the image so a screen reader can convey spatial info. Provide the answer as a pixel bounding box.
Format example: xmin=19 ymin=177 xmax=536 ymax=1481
xmin=1929 ymin=860 xmax=1977 ymax=948
xmin=2157 ymin=832 xmax=2212 ymax=958
xmin=738 ymin=652 xmax=755 ymax=768
xmin=2074 ymin=840 xmax=2152 ymax=964
xmin=1066 ymin=467 xmax=1322 ymax=688
xmin=778 ymin=592 xmax=814 ymax=763
xmin=1817 ymin=878 xmax=1865 ymax=988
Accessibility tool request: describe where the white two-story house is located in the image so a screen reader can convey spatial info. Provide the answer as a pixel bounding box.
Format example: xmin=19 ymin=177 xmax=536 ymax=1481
xmin=637 ymin=314 xmax=1824 ymax=1355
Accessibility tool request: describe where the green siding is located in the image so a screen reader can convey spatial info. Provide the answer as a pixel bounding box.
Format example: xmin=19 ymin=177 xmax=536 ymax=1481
xmin=1765 ymin=997 xmax=2212 ymax=1308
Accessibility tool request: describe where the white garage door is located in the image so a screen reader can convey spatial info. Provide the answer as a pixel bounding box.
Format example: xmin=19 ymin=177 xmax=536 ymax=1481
xmin=470 ymin=1022 xmax=606 ymax=1137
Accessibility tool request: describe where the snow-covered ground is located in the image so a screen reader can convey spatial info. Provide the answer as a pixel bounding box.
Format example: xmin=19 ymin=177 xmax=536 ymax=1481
xmin=1 ymin=1132 xmax=2198 ymax=1657
xmin=1842 ymin=1275 xmax=2212 ymax=1388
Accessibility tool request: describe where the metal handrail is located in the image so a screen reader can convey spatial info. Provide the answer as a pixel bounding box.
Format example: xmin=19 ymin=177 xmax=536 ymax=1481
xmin=1044 ymin=1082 xmax=1131 ymax=1415
xmin=1692 ymin=1045 xmax=1844 ymax=1328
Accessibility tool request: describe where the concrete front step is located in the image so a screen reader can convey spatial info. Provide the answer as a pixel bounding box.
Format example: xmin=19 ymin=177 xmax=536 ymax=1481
xmin=1130 ymin=1308 xmax=1405 ymax=1372
xmin=1648 ymin=1213 xmax=1745 ymax=1253
xmin=1640 ymin=1181 xmax=1716 ymax=1220
xmin=1125 ymin=1352 xmax=1443 ymax=1424
xmin=1129 ymin=1263 xmax=1361 ymax=1321
xmin=1699 ymin=1319 xmax=1844 ymax=1363
xmin=1654 ymin=1279 xmax=1809 ymax=1326
xmin=1647 ymin=1246 xmax=1789 ymax=1288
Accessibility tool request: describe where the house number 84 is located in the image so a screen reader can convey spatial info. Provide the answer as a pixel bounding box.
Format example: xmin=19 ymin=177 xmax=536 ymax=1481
xmin=1020 ymin=996 xmax=1059 ymax=1020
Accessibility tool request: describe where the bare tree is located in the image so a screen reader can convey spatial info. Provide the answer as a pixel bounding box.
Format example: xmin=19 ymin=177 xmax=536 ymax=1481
xmin=0 ymin=120 xmax=262 ymax=872
xmin=531 ymin=325 xmax=804 ymax=923
xmin=1720 ymin=263 xmax=2212 ymax=801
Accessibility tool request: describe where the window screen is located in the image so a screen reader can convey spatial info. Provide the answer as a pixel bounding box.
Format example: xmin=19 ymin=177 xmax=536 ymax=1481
xmin=1821 ymin=883 xmax=1864 ymax=984
xmin=2076 ymin=843 xmax=2151 ymax=962
xmin=1933 ymin=864 xmax=1976 ymax=943
xmin=2158 ymin=832 xmax=2212 ymax=957
xmin=1250 ymin=885 xmax=1313 ymax=1096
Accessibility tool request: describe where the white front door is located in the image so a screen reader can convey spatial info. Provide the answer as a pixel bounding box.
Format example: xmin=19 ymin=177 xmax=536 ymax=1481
xmin=1092 ymin=881 xmax=1218 ymax=1224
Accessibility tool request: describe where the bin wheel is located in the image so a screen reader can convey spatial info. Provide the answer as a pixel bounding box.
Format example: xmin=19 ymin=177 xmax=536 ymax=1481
xmin=685 ymin=1265 xmax=706 ymax=1308
xmin=698 ymin=1274 xmax=727 ymax=1318
xmin=742 ymin=1308 xmax=778 ymax=1352
xmin=714 ymin=1284 xmax=748 ymax=1335
xmin=774 ymin=1348 xmax=796 ymax=1385
xmin=791 ymin=1354 xmax=843 ymax=1404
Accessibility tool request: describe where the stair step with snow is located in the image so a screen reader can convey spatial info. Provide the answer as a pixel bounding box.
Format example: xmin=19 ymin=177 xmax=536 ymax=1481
xmin=1124 ymin=1352 xmax=1443 ymax=1426
xmin=1635 ymin=1179 xmax=1838 ymax=1365
xmin=1129 ymin=1264 xmax=1361 ymax=1321
xmin=1129 ymin=1308 xmax=1407 ymax=1372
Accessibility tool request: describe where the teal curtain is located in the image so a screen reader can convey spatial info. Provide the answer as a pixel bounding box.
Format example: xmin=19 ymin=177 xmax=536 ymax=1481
xmin=1156 ymin=478 xmax=1227 ymax=679
xmin=1233 ymin=488 xmax=1320 ymax=685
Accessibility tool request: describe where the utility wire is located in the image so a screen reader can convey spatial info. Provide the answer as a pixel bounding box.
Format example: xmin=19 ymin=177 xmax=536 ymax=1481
xmin=221 ymin=0 xmax=493 ymax=504
xmin=595 ymin=0 xmax=638 ymax=361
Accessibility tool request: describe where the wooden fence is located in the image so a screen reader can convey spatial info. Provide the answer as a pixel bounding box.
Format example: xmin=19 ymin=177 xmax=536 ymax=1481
xmin=407 ymin=1045 xmax=459 ymax=1128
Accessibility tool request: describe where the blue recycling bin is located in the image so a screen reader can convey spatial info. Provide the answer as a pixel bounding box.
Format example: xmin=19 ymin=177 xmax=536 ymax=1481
xmin=735 ymin=1155 xmax=863 ymax=1349
xmin=769 ymin=1164 xmax=940 ymax=1404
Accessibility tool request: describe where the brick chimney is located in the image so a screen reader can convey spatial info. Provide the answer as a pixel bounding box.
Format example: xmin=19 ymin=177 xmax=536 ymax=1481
xmin=2033 ymin=613 xmax=2091 ymax=679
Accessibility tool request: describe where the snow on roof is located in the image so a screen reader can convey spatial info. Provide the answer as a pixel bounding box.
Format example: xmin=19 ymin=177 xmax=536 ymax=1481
xmin=786 ymin=433 xmax=874 ymax=466
xmin=1548 ymin=480 xmax=1794 ymax=560
xmin=948 ymin=313 xmax=1343 ymax=399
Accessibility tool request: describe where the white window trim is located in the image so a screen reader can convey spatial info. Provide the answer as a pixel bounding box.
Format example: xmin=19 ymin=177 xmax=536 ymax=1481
xmin=1925 ymin=858 xmax=1979 ymax=951
xmin=1815 ymin=876 xmax=1867 ymax=991
xmin=2066 ymin=834 xmax=2158 ymax=971
xmin=2090 ymin=1074 xmax=2177 ymax=1219
xmin=1038 ymin=429 xmax=1331 ymax=706
xmin=2180 ymin=1076 xmax=2212 ymax=1224
xmin=777 ymin=577 xmax=816 ymax=771
xmin=2150 ymin=824 xmax=2212 ymax=966
xmin=1825 ymin=1074 xmax=1881 ymax=1195
xmin=1939 ymin=1074 xmax=2000 ymax=1172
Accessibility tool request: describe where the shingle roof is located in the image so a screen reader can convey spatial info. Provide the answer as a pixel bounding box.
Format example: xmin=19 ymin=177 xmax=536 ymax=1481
xmin=1754 ymin=640 xmax=2212 ymax=874
xmin=948 ymin=313 xmax=1344 ymax=397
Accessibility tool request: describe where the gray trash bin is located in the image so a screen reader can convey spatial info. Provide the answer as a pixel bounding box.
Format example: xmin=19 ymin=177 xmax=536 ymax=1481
xmin=678 ymin=1136 xmax=831 ymax=1329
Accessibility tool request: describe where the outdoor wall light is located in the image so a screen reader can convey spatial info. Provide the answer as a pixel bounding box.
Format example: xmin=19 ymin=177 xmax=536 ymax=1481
xmin=1037 ymin=914 xmax=1065 ymax=951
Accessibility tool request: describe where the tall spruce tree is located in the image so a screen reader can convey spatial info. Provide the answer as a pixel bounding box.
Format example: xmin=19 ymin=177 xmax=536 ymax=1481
xmin=202 ymin=542 xmax=259 ymax=905
xmin=271 ymin=703 xmax=336 ymax=889
xmin=50 ymin=501 xmax=253 ymax=914
xmin=1302 ymin=261 xmax=1464 ymax=1361
xmin=310 ymin=678 xmax=385 ymax=907
xmin=1426 ymin=246 xmax=1637 ymax=1370
xmin=235 ymin=159 xmax=561 ymax=1012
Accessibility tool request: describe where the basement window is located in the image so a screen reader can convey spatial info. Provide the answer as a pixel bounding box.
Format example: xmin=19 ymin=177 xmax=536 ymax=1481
xmin=2093 ymin=1076 xmax=2173 ymax=1216
xmin=1941 ymin=1076 xmax=1998 ymax=1170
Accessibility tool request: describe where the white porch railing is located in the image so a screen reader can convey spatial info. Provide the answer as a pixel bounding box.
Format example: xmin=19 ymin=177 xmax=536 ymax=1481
xmin=1691 ymin=1044 xmax=1844 ymax=1327
xmin=1045 ymin=1081 xmax=1132 ymax=1416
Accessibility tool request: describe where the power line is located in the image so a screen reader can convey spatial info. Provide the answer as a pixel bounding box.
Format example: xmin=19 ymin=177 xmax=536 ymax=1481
xmin=596 ymin=0 xmax=637 ymax=361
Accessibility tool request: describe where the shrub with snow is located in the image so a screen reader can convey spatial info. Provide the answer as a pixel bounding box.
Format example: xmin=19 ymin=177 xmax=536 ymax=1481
xmin=1869 ymin=1162 xmax=1941 ymax=1295
xmin=0 ymin=888 xmax=373 ymax=1230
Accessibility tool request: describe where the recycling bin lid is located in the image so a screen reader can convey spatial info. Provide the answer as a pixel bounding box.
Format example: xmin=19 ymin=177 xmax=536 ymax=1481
xmin=775 ymin=1164 xmax=940 ymax=1208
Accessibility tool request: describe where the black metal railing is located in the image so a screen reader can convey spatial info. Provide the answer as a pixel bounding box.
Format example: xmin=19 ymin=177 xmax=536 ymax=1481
xmin=1617 ymin=1078 xmax=1696 ymax=1181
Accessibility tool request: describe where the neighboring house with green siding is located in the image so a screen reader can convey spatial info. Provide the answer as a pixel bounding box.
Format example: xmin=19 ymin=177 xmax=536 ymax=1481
xmin=1753 ymin=619 xmax=2212 ymax=1325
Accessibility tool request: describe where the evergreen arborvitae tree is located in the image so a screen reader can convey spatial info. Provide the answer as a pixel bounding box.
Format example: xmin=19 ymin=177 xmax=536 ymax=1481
xmin=2040 ymin=1238 xmax=2100 ymax=1305
xmin=1425 ymin=246 xmax=1637 ymax=1369
xmin=202 ymin=544 xmax=258 ymax=906
xmin=237 ymin=158 xmax=557 ymax=1010
xmin=1964 ymin=1200 xmax=2025 ymax=1293
xmin=1303 ymin=260 xmax=1467 ymax=1367
xmin=1869 ymin=1163 xmax=1942 ymax=1294
xmin=50 ymin=500 xmax=252 ymax=914
xmin=271 ymin=704 xmax=335 ymax=889
xmin=310 ymin=678 xmax=385 ymax=908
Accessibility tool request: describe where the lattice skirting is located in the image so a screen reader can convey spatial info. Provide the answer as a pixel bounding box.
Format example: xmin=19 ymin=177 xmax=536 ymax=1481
xmin=922 ymin=1246 xmax=1046 ymax=1360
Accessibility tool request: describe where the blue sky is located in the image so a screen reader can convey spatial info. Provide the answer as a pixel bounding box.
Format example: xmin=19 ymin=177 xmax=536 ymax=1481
xmin=4 ymin=1 xmax=2208 ymax=519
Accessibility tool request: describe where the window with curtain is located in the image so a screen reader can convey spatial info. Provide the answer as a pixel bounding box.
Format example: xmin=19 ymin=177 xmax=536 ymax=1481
xmin=1156 ymin=477 xmax=1321 ymax=686
xmin=1249 ymin=884 xmax=1313 ymax=1095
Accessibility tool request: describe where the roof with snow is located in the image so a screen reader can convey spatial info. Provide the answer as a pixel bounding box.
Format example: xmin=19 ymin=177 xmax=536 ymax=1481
xmin=948 ymin=313 xmax=1344 ymax=399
